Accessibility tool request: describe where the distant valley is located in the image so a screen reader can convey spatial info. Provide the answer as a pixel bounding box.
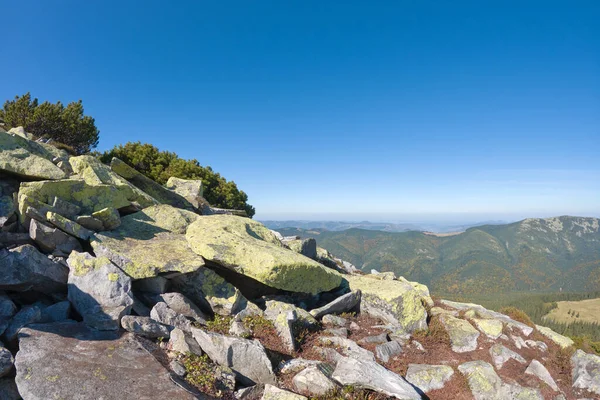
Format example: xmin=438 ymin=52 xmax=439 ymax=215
xmin=273 ymin=216 xmax=600 ymax=295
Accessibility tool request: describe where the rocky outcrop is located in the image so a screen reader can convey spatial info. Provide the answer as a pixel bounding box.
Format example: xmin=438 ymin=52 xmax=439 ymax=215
xmin=15 ymin=322 xmax=194 ymax=399
xmin=571 ymin=349 xmax=600 ymax=395
xmin=405 ymin=364 xmax=454 ymax=393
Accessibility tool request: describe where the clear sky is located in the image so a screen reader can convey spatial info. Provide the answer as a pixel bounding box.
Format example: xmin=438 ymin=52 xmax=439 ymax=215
xmin=2 ymin=1 xmax=599 ymax=221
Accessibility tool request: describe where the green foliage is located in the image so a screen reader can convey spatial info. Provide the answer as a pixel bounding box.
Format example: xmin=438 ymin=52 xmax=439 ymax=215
xmin=180 ymin=353 xmax=217 ymax=393
xmin=204 ymin=315 xmax=233 ymax=334
xmin=99 ymin=142 xmax=255 ymax=217
xmin=242 ymin=314 xmax=273 ymax=332
xmin=311 ymin=386 xmax=390 ymax=400
xmin=0 ymin=92 xmax=99 ymax=154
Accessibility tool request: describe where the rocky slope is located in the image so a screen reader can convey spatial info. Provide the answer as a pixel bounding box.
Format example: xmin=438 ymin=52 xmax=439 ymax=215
xmin=311 ymin=217 xmax=600 ymax=295
xmin=0 ymin=126 xmax=599 ymax=399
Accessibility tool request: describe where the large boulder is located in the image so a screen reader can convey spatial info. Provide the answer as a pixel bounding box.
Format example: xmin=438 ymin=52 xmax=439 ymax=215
xmin=67 ymin=251 xmax=134 ymax=330
xmin=331 ymin=357 xmax=421 ymax=399
xmin=571 ymin=349 xmax=600 ymax=395
xmin=165 ymin=177 xmax=204 ymax=209
xmin=344 ymin=275 xmax=428 ymax=333
xmin=18 ymin=179 xmax=131 ymax=222
xmin=0 ymin=132 xmax=66 ymax=180
xmin=110 ymin=158 xmax=194 ymax=210
xmin=91 ymin=204 xmax=205 ymax=279
xmin=191 ymin=327 xmax=276 ymax=385
xmin=439 ymin=314 xmax=480 ymax=353
xmin=15 ymin=321 xmax=195 ymax=399
xmin=29 ymin=218 xmax=82 ymax=255
xmin=69 ymin=155 xmax=157 ymax=208
xmin=186 ymin=215 xmax=343 ymax=294
xmin=0 ymin=245 xmax=68 ymax=294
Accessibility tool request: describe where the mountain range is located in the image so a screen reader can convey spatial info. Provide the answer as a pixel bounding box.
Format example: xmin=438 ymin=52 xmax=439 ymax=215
xmin=275 ymin=216 xmax=600 ymax=295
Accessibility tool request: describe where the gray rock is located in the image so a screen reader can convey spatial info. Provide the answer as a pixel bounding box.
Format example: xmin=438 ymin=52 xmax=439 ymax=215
xmin=131 ymin=294 xmax=151 ymax=317
xmin=310 ymin=290 xmax=361 ymax=319
xmin=50 ymin=196 xmax=81 ymax=219
xmin=292 ymin=365 xmax=337 ymax=396
xmin=489 ymin=344 xmax=526 ymax=369
xmin=261 ymin=384 xmax=307 ymax=400
xmin=278 ymin=358 xmax=324 ymax=374
xmin=405 ymin=364 xmax=454 ymax=393
xmin=121 ymin=315 xmax=171 ymax=338
xmin=157 ymin=292 xmax=209 ymax=324
xmin=331 ymin=356 xmax=421 ymax=399
xmin=525 ymin=359 xmax=559 ymax=391
xmin=512 ymin=334 xmax=529 ymax=349
xmin=46 ymin=211 xmax=93 ymax=240
xmin=170 ymin=360 xmax=187 ymax=377
xmin=169 ymin=327 xmax=203 ymax=354
xmin=0 ymin=377 xmax=20 ymax=400
xmin=264 ymin=300 xmax=318 ymax=353
xmin=318 ymin=336 xmax=375 ymax=363
xmin=15 ymin=321 xmax=195 ymax=399
xmin=571 ymin=349 xmax=600 ymax=395
xmin=313 ymin=347 xmax=343 ymax=364
xmin=375 ymin=340 xmax=403 ymax=363
xmin=525 ymin=340 xmax=548 ymax=352
xmin=0 ymin=244 xmax=68 ymax=294
xmin=192 ymin=327 xmax=276 ymax=385
xmin=229 ymin=320 xmax=252 ymax=337
xmin=150 ymin=302 xmax=192 ymax=332
xmin=323 ymin=327 xmax=348 ymax=337
xmin=0 ymin=293 xmax=17 ymax=336
xmin=133 ymin=276 xmax=170 ymax=295
xmin=67 ymin=251 xmax=134 ymax=330
xmin=39 ymin=301 xmax=70 ymax=323
xmin=358 ymin=332 xmax=389 ymax=345
xmin=29 ymin=218 xmax=82 ymax=255
xmin=321 ymin=314 xmax=347 ymax=327
xmin=0 ymin=346 xmax=13 ymax=377
xmin=3 ymin=303 xmax=42 ymax=341
xmin=92 ymin=207 xmax=121 ymax=230
xmin=439 ymin=314 xmax=480 ymax=353
xmin=75 ymin=215 xmax=104 ymax=231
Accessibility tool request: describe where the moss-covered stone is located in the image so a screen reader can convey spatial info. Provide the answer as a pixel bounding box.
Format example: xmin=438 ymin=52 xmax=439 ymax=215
xmin=185 ymin=215 xmax=343 ymax=294
xmin=0 ymin=132 xmax=66 ymax=180
xmin=91 ymin=205 xmax=204 ymax=279
xmin=471 ymin=318 xmax=503 ymax=339
xmin=92 ymin=207 xmax=121 ymax=230
xmin=439 ymin=314 xmax=480 ymax=353
xmin=18 ymin=179 xmax=131 ymax=220
xmin=46 ymin=211 xmax=93 ymax=240
xmin=405 ymin=364 xmax=454 ymax=393
xmin=70 ymin=155 xmax=157 ymax=208
xmin=165 ymin=177 xmax=203 ymax=209
xmin=345 ymin=274 xmax=428 ymax=333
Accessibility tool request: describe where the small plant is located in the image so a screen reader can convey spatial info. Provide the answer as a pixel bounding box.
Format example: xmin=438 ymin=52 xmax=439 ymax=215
xmin=181 ymin=353 xmax=217 ymax=393
xmin=242 ymin=314 xmax=274 ymax=333
xmin=205 ymin=315 xmax=233 ymax=334
xmin=498 ymin=307 xmax=535 ymax=328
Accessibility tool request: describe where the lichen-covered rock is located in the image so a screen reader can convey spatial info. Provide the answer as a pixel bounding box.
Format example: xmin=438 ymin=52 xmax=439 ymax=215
xmin=67 ymin=251 xmax=134 ymax=330
xmin=111 ymin=158 xmax=194 ymax=210
xmin=29 ymin=218 xmax=82 ymax=255
xmin=285 ymin=238 xmax=317 ymax=260
xmin=405 ymin=364 xmax=454 ymax=393
xmin=121 ymin=315 xmax=171 ymax=339
xmin=150 ymin=302 xmax=192 ymax=332
xmin=310 ymin=290 xmax=361 ymax=319
xmin=292 ymin=365 xmax=337 ymax=396
xmin=91 ymin=205 xmax=204 ymax=279
xmin=165 ymin=177 xmax=204 ymax=209
xmin=344 ymin=275 xmax=428 ymax=333
xmin=75 ymin=215 xmax=104 ymax=231
xmin=0 ymin=132 xmax=66 ymax=180
xmin=92 ymin=207 xmax=121 ymax=230
xmin=191 ymin=327 xmax=276 ymax=385
xmin=525 ymin=359 xmax=558 ymax=391
xmin=18 ymin=179 xmax=131 ymax=222
xmin=156 ymin=292 xmax=209 ymax=324
xmin=50 ymin=196 xmax=81 ymax=218
xmin=322 ymin=314 xmax=347 ymax=327
xmin=439 ymin=314 xmax=480 ymax=353
xmin=536 ymin=325 xmax=575 ymax=349
xmin=471 ymin=317 xmax=503 ymax=339
xmin=331 ymin=356 xmax=421 ymax=399
xmin=170 ymin=268 xmax=246 ymax=316
xmin=261 ymin=384 xmax=307 ymax=400
xmin=489 ymin=344 xmax=526 ymax=369
xmin=15 ymin=321 xmax=195 ymax=400
xmin=169 ymin=327 xmax=203 ymax=354
xmin=46 ymin=211 xmax=93 ymax=240
xmin=69 ymin=155 xmax=157 ymax=208
xmin=571 ymin=349 xmax=600 ymax=395
xmin=0 ymin=245 xmax=68 ymax=294
xmin=186 ymin=215 xmax=343 ymax=294
xmin=265 ymin=300 xmax=319 ymax=352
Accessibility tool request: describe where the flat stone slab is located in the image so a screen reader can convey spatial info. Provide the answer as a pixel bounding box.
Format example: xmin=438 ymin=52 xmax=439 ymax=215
xmin=15 ymin=321 xmax=195 ymax=400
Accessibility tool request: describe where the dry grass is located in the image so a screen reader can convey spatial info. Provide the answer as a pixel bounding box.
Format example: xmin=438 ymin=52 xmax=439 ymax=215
xmin=542 ymin=298 xmax=600 ymax=324
xmin=498 ymin=307 xmax=535 ymax=328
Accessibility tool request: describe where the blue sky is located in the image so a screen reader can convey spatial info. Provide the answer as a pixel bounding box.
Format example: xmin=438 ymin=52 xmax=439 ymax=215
xmin=2 ymin=1 xmax=599 ymax=221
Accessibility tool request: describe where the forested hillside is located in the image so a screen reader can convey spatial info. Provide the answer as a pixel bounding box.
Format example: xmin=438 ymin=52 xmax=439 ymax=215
xmin=307 ymin=216 xmax=600 ymax=295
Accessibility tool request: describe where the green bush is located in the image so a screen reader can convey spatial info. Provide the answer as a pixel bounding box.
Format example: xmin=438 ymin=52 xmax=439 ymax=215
xmin=100 ymin=142 xmax=255 ymax=217
xmin=0 ymin=93 xmax=99 ymax=154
